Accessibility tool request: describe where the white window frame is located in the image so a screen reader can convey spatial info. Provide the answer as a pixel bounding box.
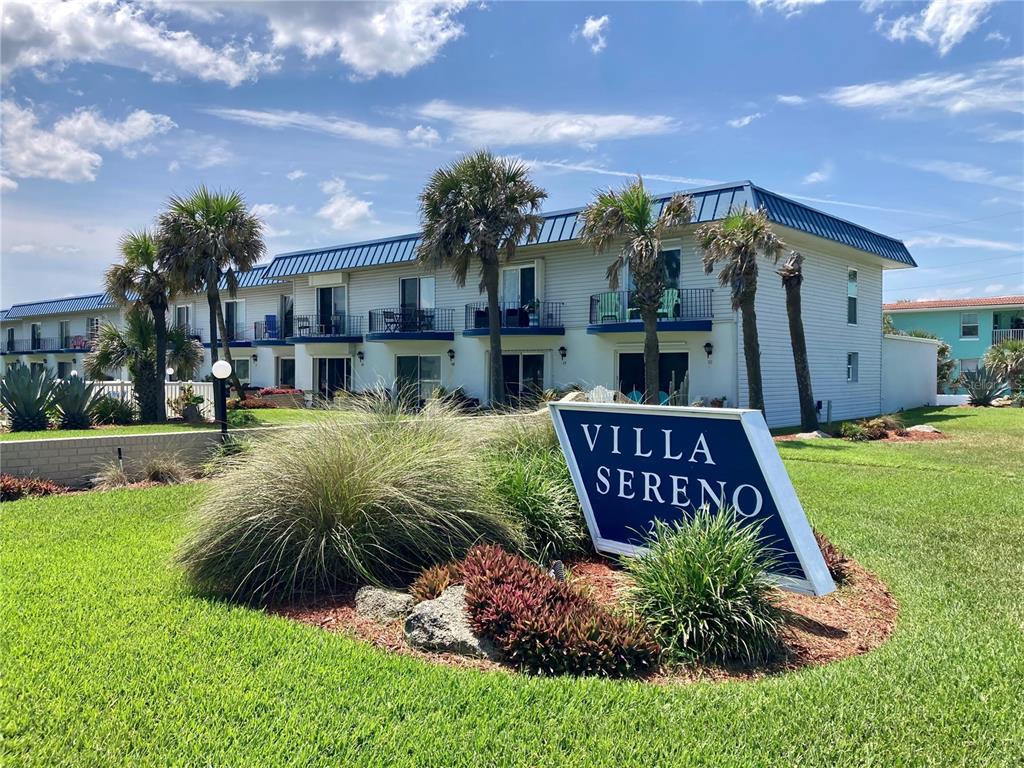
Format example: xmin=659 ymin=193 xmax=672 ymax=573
xmin=847 ymin=352 xmax=859 ymax=383
xmin=87 ymin=317 xmax=101 ymax=338
xmin=847 ymin=269 xmax=858 ymax=326
xmin=232 ymin=357 xmax=251 ymax=384
xmin=173 ymin=304 xmax=192 ymax=330
xmin=959 ymin=358 xmax=979 ymax=375
xmin=501 ymin=261 xmax=540 ymax=304
xmin=960 ymin=312 xmax=979 ymax=340
xmin=222 ymin=299 xmax=246 ymax=336
xmin=396 ymin=354 xmax=442 ymax=400
xmin=276 ymin=357 xmax=296 ymax=388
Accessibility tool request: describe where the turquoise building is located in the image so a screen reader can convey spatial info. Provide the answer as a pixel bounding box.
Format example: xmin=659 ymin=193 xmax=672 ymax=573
xmin=884 ymin=296 xmax=1024 ymax=390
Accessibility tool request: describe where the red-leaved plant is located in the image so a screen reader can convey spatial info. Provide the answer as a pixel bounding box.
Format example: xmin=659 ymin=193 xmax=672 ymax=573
xmin=257 ymin=388 xmax=303 ymax=396
xmin=462 ymin=545 xmax=660 ymax=678
xmin=1 ymin=474 xmax=69 ymax=502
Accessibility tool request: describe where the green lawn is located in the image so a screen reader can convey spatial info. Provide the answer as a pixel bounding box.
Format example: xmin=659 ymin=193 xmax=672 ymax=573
xmin=0 ymin=408 xmax=331 ymax=441
xmin=2 ymin=407 xmax=1021 ymax=766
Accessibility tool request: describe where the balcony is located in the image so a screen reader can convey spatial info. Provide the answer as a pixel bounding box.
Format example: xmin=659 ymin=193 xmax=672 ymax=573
xmin=587 ymin=288 xmax=714 ymax=334
xmin=60 ymin=335 xmax=94 ymax=352
xmin=286 ymin=314 xmax=364 ymax=343
xmin=199 ymin=324 xmax=254 ymax=348
xmin=254 ymin=316 xmax=293 ymax=345
xmin=993 ymin=328 xmax=1024 ymax=344
xmin=3 ymin=337 xmax=61 ymax=354
xmin=366 ymin=307 xmax=455 ymax=341
xmin=462 ymin=300 xmax=565 ymax=337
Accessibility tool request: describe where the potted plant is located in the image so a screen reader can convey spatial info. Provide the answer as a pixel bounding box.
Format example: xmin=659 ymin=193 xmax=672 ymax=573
xmin=523 ymin=298 xmax=540 ymax=327
xmin=167 ymin=385 xmax=205 ymax=424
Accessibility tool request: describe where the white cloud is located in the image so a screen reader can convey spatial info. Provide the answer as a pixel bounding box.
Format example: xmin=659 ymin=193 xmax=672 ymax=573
xmin=802 ymin=161 xmax=833 ymax=185
xmin=205 ymin=107 xmax=405 ymax=146
xmin=776 ymin=94 xmax=807 ymax=105
xmin=167 ymin=160 xmax=180 ymax=173
xmin=903 ymin=232 xmax=1020 ymax=251
xmin=876 ymin=0 xmax=994 ymax=56
xmin=977 ymin=125 xmax=1024 ymax=143
xmin=526 ymin=159 xmax=718 ymax=188
xmin=317 ymin=179 xmax=374 ymax=230
xmin=286 ymin=169 xmax=307 ymax=181
xmin=418 ymin=100 xmax=679 ymax=146
xmin=896 ymin=158 xmax=1024 ymax=192
xmin=1 ymin=0 xmax=279 ymax=86
xmin=1 ymin=176 xmax=19 ymax=191
xmin=347 ymin=172 xmax=390 ymax=182
xmin=10 ymin=243 xmax=37 ymax=253
xmin=984 ymin=283 xmax=1005 ymax=292
xmin=727 ymin=112 xmax=763 ymax=128
xmin=173 ymin=132 xmax=234 ymax=169
xmin=748 ymin=0 xmax=827 ymax=17
xmin=250 ymin=203 xmax=282 ymax=218
xmin=407 ymin=124 xmax=441 ymax=146
xmin=576 ymin=15 xmax=609 ymax=54
xmin=985 ymin=30 xmax=1010 ymax=45
xmin=257 ymin=0 xmax=468 ymax=79
xmin=1 ymin=101 xmax=172 ymax=184
xmin=824 ymin=57 xmax=1024 ymax=115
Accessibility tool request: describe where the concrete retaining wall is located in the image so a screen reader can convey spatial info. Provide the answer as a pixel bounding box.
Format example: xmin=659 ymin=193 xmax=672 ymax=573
xmin=881 ymin=334 xmax=939 ymax=413
xmin=0 ymin=427 xmax=280 ymax=488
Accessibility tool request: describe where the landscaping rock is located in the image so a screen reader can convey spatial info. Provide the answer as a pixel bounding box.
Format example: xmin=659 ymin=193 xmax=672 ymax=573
xmin=355 ymin=586 xmax=414 ymax=622
xmin=907 ymin=424 xmax=942 ymax=434
xmin=795 ymin=430 xmax=831 ymax=440
xmin=404 ymin=585 xmax=497 ymax=659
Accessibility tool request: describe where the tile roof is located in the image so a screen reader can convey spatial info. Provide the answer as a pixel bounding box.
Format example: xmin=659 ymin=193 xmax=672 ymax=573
xmin=884 ymin=296 xmax=1024 ymax=311
xmin=263 ymin=181 xmax=915 ymax=279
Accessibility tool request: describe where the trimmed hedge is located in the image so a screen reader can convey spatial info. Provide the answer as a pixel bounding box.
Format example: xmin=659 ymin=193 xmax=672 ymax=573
xmin=462 ymin=545 xmax=659 ymax=678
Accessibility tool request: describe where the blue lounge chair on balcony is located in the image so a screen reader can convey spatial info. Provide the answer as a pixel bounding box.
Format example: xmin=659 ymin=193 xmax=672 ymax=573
xmin=263 ymin=314 xmax=278 ymax=340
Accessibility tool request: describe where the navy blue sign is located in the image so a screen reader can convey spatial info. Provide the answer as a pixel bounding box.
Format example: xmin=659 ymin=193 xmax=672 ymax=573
xmin=549 ymin=402 xmax=834 ymax=596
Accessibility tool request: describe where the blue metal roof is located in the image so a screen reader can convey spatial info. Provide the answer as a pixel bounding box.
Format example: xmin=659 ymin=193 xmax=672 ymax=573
xmin=263 ymin=181 xmax=915 ymax=279
xmin=5 ymin=292 xmax=116 ymax=320
xmin=221 ymin=265 xmax=281 ymax=290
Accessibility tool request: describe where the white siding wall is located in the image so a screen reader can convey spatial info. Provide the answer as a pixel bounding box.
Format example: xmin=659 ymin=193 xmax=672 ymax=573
xmin=881 ymin=334 xmax=938 ymax=412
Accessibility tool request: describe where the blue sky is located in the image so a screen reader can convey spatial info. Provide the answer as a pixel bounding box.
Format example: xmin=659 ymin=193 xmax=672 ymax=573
xmin=2 ymin=0 xmax=1022 ymax=306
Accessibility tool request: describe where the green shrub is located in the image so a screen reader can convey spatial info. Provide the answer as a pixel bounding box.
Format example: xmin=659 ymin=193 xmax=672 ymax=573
xmin=177 ymin=402 xmax=523 ymax=604
xmin=54 ymin=376 xmax=102 ymax=429
xmin=983 ymin=338 xmax=1024 ymax=393
xmin=91 ymin=459 xmax=134 ymax=490
xmin=959 ymin=366 xmax=1007 ymax=406
xmin=486 ymin=415 xmax=588 ymax=560
xmin=838 ymin=421 xmax=866 ymax=440
xmin=463 ymin=545 xmax=660 ymax=678
xmin=139 ymin=452 xmax=192 ymax=484
xmin=0 ymin=363 xmax=56 ymax=432
xmin=625 ymin=510 xmax=786 ymax=666
xmin=226 ymin=409 xmax=260 ymax=427
xmin=92 ymin=394 xmax=136 ymax=425
xmin=1 ymin=474 xmax=68 ymax=502
xmin=200 ymin=436 xmax=252 ymax=476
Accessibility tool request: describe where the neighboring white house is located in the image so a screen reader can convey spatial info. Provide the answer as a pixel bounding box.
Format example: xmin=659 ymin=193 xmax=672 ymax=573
xmin=0 ymin=181 xmax=922 ymax=427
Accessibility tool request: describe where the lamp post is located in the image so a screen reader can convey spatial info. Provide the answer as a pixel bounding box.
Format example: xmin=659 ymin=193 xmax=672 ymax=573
xmin=166 ymin=366 xmax=174 ymax=382
xmin=211 ymin=359 xmax=232 ymax=439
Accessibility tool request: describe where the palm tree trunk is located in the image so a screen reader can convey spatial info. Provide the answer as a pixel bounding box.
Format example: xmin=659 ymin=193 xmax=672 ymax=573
xmin=483 ymin=261 xmax=505 ymax=407
xmin=215 ymin=300 xmax=245 ymax=396
xmin=135 ymin=358 xmax=159 ymax=422
xmin=152 ymin=299 xmax=168 ymax=422
xmin=740 ymin=298 xmax=766 ymax=416
xmin=641 ymin=306 xmax=660 ymax=404
xmin=783 ymin=279 xmax=818 ymax=431
xmin=206 ymin=288 xmax=220 ymax=364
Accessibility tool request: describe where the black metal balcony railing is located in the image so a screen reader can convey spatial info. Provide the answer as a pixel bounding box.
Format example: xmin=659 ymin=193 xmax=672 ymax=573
xmin=589 ymin=288 xmax=714 ymax=325
xmin=172 ymin=324 xmax=204 ymax=342
xmin=291 ymin=314 xmax=364 ymax=338
xmin=254 ymin=316 xmax=295 ymax=341
xmin=464 ymin=300 xmax=564 ymax=330
xmin=61 ymin=335 xmax=93 ymax=351
xmin=368 ymin=307 xmax=455 ymax=334
xmin=5 ymin=337 xmax=61 ymax=353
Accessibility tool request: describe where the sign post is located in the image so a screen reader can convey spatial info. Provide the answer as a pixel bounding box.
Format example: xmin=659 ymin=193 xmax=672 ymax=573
xmin=548 ymin=401 xmax=835 ymax=596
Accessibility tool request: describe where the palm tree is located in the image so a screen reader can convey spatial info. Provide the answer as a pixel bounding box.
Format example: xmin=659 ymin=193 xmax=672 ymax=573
xmin=577 ymin=178 xmax=694 ymax=403
xmin=984 ymin=338 xmax=1024 ymax=393
xmin=417 ymin=151 xmax=547 ymax=406
xmin=104 ymin=229 xmax=173 ymax=421
xmin=157 ymin=186 xmax=265 ymax=395
xmin=84 ymin=309 xmax=203 ymax=422
xmin=778 ymin=252 xmax=818 ymax=431
xmin=698 ymin=206 xmax=784 ymax=416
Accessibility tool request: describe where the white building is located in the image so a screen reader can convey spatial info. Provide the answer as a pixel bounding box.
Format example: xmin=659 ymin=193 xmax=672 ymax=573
xmin=1 ymin=181 xmax=918 ymax=427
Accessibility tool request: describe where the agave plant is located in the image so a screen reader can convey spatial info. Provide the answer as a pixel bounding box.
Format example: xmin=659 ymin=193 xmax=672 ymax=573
xmin=959 ymin=366 xmax=1007 ymax=407
xmin=0 ymin=363 xmax=57 ymax=432
xmin=54 ymin=376 xmax=103 ymax=429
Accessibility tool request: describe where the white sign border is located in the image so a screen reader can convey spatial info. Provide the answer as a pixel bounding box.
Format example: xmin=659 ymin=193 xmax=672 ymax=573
xmin=548 ymin=401 xmax=836 ymax=597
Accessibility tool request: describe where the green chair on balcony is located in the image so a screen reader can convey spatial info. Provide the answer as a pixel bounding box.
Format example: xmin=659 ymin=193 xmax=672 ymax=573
xmin=598 ymin=292 xmax=624 ymax=323
xmin=659 ymin=288 xmax=681 ymax=319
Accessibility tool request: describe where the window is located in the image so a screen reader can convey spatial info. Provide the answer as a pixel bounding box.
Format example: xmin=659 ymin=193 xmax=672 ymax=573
xmin=625 ymin=249 xmax=681 ymax=291
xmin=5 ymin=328 xmax=13 ymax=352
xmin=847 ymin=269 xmax=858 ymax=325
xmin=57 ymin=362 xmax=72 ymax=379
xmin=397 ymin=277 xmax=436 ymax=332
xmin=279 ymin=295 xmax=294 ymax=337
xmin=223 ymin=301 xmax=245 ymax=341
xmin=960 ymin=312 xmax=979 ymax=339
xmin=317 ymin=286 xmax=347 ymax=334
xmin=59 ymin=320 xmax=70 ymax=348
xmin=277 ymin=358 xmax=296 ymax=388
xmin=847 ymin=352 xmax=859 ymax=383
xmin=174 ymin=305 xmax=191 ymax=330
xmin=315 ymin=357 xmax=351 ymax=399
xmin=30 ymin=323 xmax=42 ymax=350
xmin=501 ymin=353 xmax=545 ymax=400
xmin=396 ymin=354 xmax=441 ymax=402
xmin=959 ymin=358 xmax=979 ymax=375
xmin=30 ymin=362 xmax=46 ymax=377
xmin=618 ymin=352 xmax=689 ymax=403
xmin=501 ymin=265 xmax=537 ymax=306
xmin=87 ymin=317 xmax=101 ymax=339
xmin=233 ymin=358 xmax=250 ymax=384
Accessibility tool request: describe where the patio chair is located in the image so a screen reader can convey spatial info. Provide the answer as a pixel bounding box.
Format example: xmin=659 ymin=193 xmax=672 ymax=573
xmin=659 ymin=289 xmax=681 ymax=319
xmin=296 ymin=316 xmax=312 ymax=336
xmin=263 ymin=314 xmax=278 ymax=340
xmin=597 ymin=292 xmax=623 ymax=323
xmin=383 ymin=310 xmax=401 ymax=333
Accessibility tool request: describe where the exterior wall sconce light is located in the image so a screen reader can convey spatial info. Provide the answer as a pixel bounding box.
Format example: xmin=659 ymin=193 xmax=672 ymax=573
xmin=251 ymin=353 xmax=258 ymax=364
xmin=356 ymin=350 xmax=365 ymax=364
xmin=703 ymin=342 xmax=714 ymax=362
xmin=558 ymin=346 xmax=567 ymax=363
xmin=447 ymin=348 xmax=456 ymax=364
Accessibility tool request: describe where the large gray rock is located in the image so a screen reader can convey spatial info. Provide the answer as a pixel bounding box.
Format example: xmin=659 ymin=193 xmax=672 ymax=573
xmin=355 ymin=586 xmax=414 ymax=622
xmin=794 ymin=430 xmax=831 ymax=440
xmin=907 ymin=424 xmax=942 ymax=434
xmin=404 ymin=585 xmax=497 ymax=659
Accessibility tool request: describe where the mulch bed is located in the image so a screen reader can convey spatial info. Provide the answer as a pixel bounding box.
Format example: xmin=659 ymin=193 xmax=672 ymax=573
xmin=775 ymin=431 xmax=946 ymax=444
xmin=273 ymin=540 xmax=897 ymax=685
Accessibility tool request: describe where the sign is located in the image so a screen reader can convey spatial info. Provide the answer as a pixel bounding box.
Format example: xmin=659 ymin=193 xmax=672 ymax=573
xmin=548 ymin=401 xmax=835 ymax=596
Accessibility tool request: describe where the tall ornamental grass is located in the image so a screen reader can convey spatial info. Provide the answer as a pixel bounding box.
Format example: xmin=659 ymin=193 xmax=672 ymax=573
xmin=626 ymin=508 xmax=786 ymax=666
xmin=178 ymin=401 xmax=522 ymax=604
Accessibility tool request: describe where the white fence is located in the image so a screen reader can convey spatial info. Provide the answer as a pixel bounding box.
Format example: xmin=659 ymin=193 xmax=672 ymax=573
xmin=91 ymin=380 xmax=216 ymax=419
xmin=881 ymin=335 xmax=939 ymax=413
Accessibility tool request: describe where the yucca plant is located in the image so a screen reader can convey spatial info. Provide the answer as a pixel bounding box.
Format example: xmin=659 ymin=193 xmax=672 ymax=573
xmin=54 ymin=376 xmax=102 ymax=429
xmin=0 ymin=363 xmax=57 ymax=432
xmin=959 ymin=366 xmax=1007 ymax=406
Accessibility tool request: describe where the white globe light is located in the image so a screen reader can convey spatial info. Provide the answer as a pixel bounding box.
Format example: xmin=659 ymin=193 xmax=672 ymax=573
xmin=211 ymin=360 xmax=232 ymax=380
xmin=70 ymin=370 xmax=79 ymax=377
xmin=166 ymin=367 xmax=174 ymax=376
